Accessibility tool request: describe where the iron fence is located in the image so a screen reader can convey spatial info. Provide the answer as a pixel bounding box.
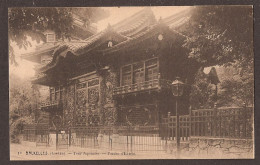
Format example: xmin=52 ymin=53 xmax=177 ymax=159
xmin=23 ymin=124 xmax=50 ymax=145
xmin=23 ymin=124 xmax=36 ymax=142
xmin=69 ymin=126 xmax=165 ymax=152
xmin=21 ymin=106 xmax=253 ymax=152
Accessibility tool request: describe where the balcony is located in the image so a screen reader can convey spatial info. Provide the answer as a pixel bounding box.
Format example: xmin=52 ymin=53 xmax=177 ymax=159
xmin=40 ymin=100 xmax=63 ymax=111
xmin=113 ymin=79 xmax=171 ymax=96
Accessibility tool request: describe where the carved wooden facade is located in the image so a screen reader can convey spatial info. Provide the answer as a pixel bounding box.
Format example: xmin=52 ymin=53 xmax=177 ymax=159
xmin=23 ymin=8 xmax=194 ymax=129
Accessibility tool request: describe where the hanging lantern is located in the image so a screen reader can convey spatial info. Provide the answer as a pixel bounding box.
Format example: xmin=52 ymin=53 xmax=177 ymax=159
xmin=171 ymin=77 xmax=185 ymax=97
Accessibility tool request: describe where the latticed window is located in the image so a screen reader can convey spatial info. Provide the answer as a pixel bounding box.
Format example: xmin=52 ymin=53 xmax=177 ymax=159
xmin=75 ymin=77 xmax=100 ymax=126
xmin=50 ymin=88 xmax=55 ymax=102
xmin=133 ymin=62 xmax=144 ymax=84
xmin=55 ymin=87 xmax=60 ymax=101
xmin=120 ymin=58 xmax=158 ymax=86
xmin=50 ymin=86 xmax=64 ymax=102
xmin=145 ymin=58 xmax=158 ymax=81
xmin=122 ymin=65 xmax=132 ymax=86
xmin=60 ymin=87 xmax=64 ymax=101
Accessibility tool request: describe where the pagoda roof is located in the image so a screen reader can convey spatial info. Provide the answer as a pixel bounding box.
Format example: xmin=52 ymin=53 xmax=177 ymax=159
xmin=37 ymin=8 xmax=156 ymax=72
xmin=21 ymin=15 xmax=98 ymax=63
xmin=112 ymin=7 xmax=156 ymax=37
xmin=98 ymin=23 xmax=187 ymax=55
xmin=21 ymin=43 xmax=59 ymax=63
xmin=33 ymin=7 xmax=191 ymax=84
xmin=51 ymin=7 xmax=190 ymax=55
xmin=38 ymin=28 xmax=129 ymax=73
xmin=162 ymin=8 xmax=191 ymax=30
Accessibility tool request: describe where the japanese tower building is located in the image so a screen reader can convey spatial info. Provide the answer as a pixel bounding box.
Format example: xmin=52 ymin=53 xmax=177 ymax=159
xmin=22 ymin=8 xmax=196 ymax=131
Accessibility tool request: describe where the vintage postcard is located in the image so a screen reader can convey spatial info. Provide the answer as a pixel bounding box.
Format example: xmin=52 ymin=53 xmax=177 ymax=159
xmin=9 ymin=6 xmax=254 ymax=160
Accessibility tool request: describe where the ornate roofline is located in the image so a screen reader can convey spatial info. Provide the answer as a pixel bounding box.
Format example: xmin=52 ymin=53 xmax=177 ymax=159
xmin=38 ymin=27 xmax=129 ymax=73
xmin=32 ymin=7 xmax=191 ymax=85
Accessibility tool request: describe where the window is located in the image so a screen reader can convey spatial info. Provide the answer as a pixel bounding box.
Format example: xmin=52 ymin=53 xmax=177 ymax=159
xmin=50 ymin=86 xmax=64 ymax=102
xmin=120 ymin=58 xmax=158 ymax=86
xmin=50 ymin=88 xmax=55 ymax=102
xmin=46 ymin=33 xmax=55 ymax=42
xmin=76 ymin=78 xmax=100 ymax=105
xmin=75 ymin=78 xmax=100 ymax=126
xmin=60 ymin=88 xmax=64 ymax=101
xmin=122 ymin=65 xmax=132 ymax=86
xmin=133 ymin=62 xmax=144 ymax=84
xmin=55 ymin=87 xmax=60 ymax=101
xmin=145 ymin=58 xmax=158 ymax=81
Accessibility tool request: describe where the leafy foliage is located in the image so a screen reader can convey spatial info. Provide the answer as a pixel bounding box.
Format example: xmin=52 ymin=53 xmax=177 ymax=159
xmin=8 ymin=7 xmax=109 ymax=64
xmin=217 ymin=64 xmax=254 ymax=107
xmin=9 ymin=74 xmax=39 ymax=143
xmin=182 ymin=6 xmax=253 ymax=68
xmin=189 ymin=68 xmax=216 ymax=109
xmin=184 ymin=6 xmax=254 ymax=108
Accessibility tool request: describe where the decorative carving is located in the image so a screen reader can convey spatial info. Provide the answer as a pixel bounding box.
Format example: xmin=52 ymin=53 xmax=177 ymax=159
xmin=75 ymin=83 xmax=88 ymax=125
xmin=65 ymin=84 xmax=74 ymax=126
xmin=87 ymin=112 xmax=100 ymax=126
xmin=104 ymin=69 xmax=118 ymax=104
xmin=104 ymin=107 xmax=116 ymax=126
xmin=76 ymin=82 xmax=86 ymax=89
xmin=88 ymin=87 xmax=99 ymax=104
xmin=124 ymin=105 xmax=155 ymax=126
xmin=88 ymin=79 xmax=99 ymax=87
xmin=73 ymin=77 xmax=101 ymax=126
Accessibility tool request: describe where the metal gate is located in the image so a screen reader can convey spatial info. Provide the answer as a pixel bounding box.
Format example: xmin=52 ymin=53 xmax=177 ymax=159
xmin=56 ymin=131 xmax=69 ymax=150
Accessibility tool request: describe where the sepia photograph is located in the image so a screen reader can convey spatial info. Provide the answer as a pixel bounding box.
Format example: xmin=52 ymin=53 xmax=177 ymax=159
xmin=8 ymin=6 xmax=254 ymax=160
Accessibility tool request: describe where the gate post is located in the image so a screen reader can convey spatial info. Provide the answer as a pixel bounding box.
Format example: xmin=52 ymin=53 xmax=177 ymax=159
xmin=213 ymin=103 xmax=218 ymax=137
xmin=243 ymin=102 xmax=247 ymax=138
xmin=56 ymin=129 xmax=58 ymax=150
xmin=189 ymin=106 xmax=192 ymax=139
xmin=165 ymin=112 xmax=171 ymax=152
xmin=176 ymin=101 xmax=180 ymax=159
xmin=68 ymin=128 xmax=71 ymax=147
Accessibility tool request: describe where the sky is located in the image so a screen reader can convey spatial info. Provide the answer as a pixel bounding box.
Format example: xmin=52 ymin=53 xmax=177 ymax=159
xmin=9 ymin=6 xmax=190 ymax=80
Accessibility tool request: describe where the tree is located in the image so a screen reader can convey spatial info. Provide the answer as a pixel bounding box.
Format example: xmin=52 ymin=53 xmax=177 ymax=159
xmin=189 ymin=68 xmax=216 ymax=109
xmin=217 ymin=63 xmax=254 ymax=107
xmin=181 ymin=6 xmax=253 ymax=68
xmin=8 ymin=7 xmax=109 ymax=65
xmin=180 ymin=6 xmax=254 ymax=108
xmin=9 ymin=74 xmax=39 ymax=143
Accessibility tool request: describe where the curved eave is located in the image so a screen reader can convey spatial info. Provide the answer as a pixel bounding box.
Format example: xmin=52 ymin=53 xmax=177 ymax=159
xmin=38 ymin=45 xmax=71 ymax=73
xmin=21 ymin=46 xmax=57 ymax=63
xmin=31 ymin=75 xmax=53 ymax=86
xmin=113 ymin=7 xmax=156 ymax=37
xmin=162 ymin=8 xmax=191 ymax=28
xmin=38 ymin=29 xmax=129 ymax=74
xmin=72 ymin=23 xmax=97 ymax=39
xmin=98 ymin=24 xmax=187 ymax=55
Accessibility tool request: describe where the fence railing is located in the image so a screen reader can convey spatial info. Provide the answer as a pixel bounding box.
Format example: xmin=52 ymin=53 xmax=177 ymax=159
xmin=40 ymin=100 xmax=62 ymax=111
xmin=160 ymin=115 xmax=190 ymax=141
xmin=23 ymin=124 xmax=36 ymax=142
xmin=113 ymin=79 xmax=171 ymax=95
xmin=161 ymin=106 xmax=253 ymax=140
xmin=23 ymin=124 xmax=50 ymax=144
xmin=22 ymin=106 xmax=253 ymax=152
xmin=70 ymin=126 xmax=165 ymax=152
